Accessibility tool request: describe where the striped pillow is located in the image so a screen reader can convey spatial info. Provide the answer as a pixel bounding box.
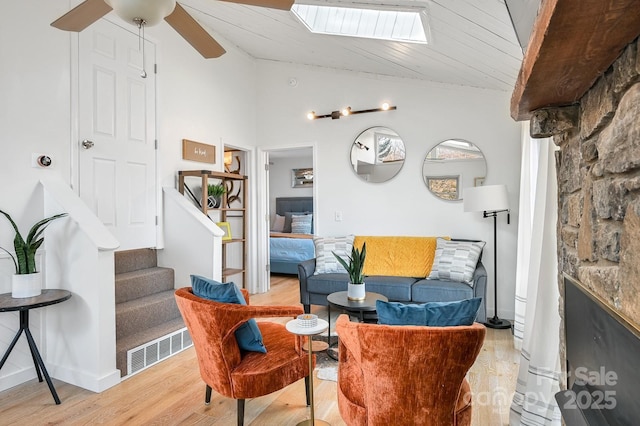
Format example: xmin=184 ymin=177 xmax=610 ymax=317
xmin=314 ymin=235 xmax=355 ymax=274
xmin=427 ymin=238 xmax=485 ymax=286
xmin=291 ymin=214 xmax=313 ymax=234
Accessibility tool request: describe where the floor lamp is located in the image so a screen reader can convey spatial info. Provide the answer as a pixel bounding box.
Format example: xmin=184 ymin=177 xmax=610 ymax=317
xmin=463 ymin=184 xmax=511 ymax=329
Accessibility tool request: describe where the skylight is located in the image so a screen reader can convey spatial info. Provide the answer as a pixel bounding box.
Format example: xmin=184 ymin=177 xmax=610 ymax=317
xmin=291 ymin=4 xmax=428 ymax=44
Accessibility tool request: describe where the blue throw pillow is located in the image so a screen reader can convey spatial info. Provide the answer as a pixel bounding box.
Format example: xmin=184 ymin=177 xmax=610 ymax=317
xmin=190 ymin=275 xmax=267 ymax=353
xmin=376 ymin=298 xmax=482 ymax=326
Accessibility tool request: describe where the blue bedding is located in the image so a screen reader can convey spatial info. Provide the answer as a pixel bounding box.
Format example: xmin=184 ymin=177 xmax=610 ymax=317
xmin=270 ymin=236 xmax=315 ymax=262
xmin=272 ymin=197 xmax=315 ymax=274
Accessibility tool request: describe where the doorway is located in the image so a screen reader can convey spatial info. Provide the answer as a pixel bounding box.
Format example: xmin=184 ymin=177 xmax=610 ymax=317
xmin=262 ymin=146 xmax=315 ymax=292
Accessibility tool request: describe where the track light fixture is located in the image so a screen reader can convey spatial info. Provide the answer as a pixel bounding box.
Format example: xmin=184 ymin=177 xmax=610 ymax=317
xmin=306 ymin=102 xmax=397 ymax=120
xmin=355 ymin=141 xmax=370 ymax=150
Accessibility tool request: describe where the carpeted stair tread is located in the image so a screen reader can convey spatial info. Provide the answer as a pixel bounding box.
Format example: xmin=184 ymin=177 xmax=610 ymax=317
xmin=115 ymin=317 xmax=186 ymax=377
xmin=115 ymin=248 xmax=157 ymax=274
xmin=115 ymin=267 xmax=175 ymax=304
xmin=116 ymin=290 xmax=182 ymax=339
xmin=115 ymin=248 xmax=185 ymax=378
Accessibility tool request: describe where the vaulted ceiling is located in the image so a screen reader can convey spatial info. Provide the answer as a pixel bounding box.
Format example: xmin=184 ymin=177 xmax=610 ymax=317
xmin=181 ymin=0 xmax=524 ymax=92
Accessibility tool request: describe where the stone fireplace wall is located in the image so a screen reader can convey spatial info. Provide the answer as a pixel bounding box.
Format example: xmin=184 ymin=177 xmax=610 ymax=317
xmin=552 ymin=37 xmax=640 ymax=332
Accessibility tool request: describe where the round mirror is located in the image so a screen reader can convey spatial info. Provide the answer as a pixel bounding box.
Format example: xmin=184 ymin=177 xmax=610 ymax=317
xmin=350 ymin=127 xmax=406 ymax=183
xmin=422 ymin=139 xmax=487 ymax=201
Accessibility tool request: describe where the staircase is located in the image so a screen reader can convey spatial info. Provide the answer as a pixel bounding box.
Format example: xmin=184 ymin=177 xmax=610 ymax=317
xmin=115 ymin=248 xmax=190 ymax=378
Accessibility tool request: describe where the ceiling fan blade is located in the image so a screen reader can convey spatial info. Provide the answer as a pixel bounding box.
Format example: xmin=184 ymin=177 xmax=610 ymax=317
xmin=164 ymin=3 xmax=226 ymax=59
xmin=51 ymin=0 xmax=113 ymax=32
xmin=219 ymin=0 xmax=294 ymax=11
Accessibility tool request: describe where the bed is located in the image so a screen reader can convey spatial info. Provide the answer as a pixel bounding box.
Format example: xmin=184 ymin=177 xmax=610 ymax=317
xmin=270 ymin=197 xmax=315 ymax=275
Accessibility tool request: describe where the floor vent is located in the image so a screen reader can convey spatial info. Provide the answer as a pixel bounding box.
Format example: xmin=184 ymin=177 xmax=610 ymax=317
xmin=126 ymin=328 xmax=192 ymax=377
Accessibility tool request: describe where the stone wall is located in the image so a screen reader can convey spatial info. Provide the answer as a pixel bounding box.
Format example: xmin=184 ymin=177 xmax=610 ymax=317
xmin=547 ymin=36 xmax=640 ymax=328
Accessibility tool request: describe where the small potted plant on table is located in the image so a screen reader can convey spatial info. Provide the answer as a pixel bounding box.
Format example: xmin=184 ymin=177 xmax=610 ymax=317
xmin=333 ymin=242 xmax=367 ymax=300
xmin=0 ymin=210 xmax=67 ymax=298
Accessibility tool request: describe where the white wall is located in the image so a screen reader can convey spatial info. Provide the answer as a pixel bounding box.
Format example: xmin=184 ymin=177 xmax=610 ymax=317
xmin=150 ymin=25 xmax=257 ymax=190
xmin=0 ymin=1 xmax=75 ymax=390
xmin=269 ymin=155 xmax=313 ymax=220
xmin=255 ymin=61 xmax=522 ymax=321
xmin=0 ymin=0 xmax=257 ymax=391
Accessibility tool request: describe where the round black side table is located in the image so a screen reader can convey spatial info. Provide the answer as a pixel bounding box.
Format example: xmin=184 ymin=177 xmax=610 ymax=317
xmin=326 ymin=291 xmax=388 ymax=360
xmin=0 ymin=289 xmax=72 ymax=404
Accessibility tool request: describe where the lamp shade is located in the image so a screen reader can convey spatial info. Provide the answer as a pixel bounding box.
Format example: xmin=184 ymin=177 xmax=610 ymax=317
xmin=463 ymin=184 xmax=509 ymax=212
xmin=105 ymin=0 xmax=176 ymax=26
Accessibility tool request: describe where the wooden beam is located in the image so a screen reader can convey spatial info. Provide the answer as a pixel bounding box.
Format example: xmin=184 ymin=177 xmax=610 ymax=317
xmin=511 ymin=0 xmax=640 ymax=121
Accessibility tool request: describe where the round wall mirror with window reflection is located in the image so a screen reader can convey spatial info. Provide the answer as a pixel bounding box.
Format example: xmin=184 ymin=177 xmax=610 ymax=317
xmin=422 ymin=139 xmax=487 ymax=201
xmin=350 ymin=127 xmax=406 ymax=183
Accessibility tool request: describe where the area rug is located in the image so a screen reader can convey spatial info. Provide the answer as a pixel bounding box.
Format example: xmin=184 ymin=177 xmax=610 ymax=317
xmin=309 ymin=307 xmax=362 ymax=382
xmin=313 ymin=335 xmax=338 ymax=382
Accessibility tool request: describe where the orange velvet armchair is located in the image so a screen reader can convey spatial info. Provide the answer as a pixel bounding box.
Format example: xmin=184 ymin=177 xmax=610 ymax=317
xmin=174 ymin=287 xmax=313 ymax=426
xmin=336 ymin=314 xmax=486 ymax=426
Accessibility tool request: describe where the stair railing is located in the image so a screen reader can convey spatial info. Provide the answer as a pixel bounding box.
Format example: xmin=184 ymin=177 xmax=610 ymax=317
xmin=38 ymin=176 xmax=122 ymax=393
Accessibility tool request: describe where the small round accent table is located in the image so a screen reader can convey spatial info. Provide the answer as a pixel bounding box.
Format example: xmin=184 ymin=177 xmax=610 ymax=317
xmin=0 ymin=289 xmax=72 ymax=405
xmin=326 ymin=291 xmax=388 ymax=360
xmin=286 ymin=318 xmax=330 ymax=426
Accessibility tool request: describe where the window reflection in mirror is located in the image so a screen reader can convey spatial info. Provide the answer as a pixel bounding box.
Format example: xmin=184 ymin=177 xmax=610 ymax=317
xmin=350 ymin=127 xmax=406 ymax=183
xmin=423 ymin=139 xmax=486 ymax=201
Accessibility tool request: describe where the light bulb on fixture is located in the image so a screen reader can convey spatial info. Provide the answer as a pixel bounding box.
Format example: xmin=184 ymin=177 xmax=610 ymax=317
xmin=105 ymin=0 xmax=177 ymax=26
xmin=307 ymin=102 xmax=397 ymax=121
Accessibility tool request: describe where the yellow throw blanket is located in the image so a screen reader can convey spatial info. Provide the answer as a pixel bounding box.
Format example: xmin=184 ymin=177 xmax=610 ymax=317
xmin=353 ymin=236 xmax=448 ymax=278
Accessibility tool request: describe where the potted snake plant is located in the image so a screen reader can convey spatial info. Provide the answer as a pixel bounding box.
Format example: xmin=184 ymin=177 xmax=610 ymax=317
xmin=207 ymin=183 xmax=226 ymax=209
xmin=0 ymin=210 xmax=67 ymax=298
xmin=333 ymin=242 xmax=367 ymax=300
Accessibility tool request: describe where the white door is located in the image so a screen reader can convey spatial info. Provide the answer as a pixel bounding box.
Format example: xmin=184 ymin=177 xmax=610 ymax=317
xmin=78 ymin=19 xmax=157 ymax=250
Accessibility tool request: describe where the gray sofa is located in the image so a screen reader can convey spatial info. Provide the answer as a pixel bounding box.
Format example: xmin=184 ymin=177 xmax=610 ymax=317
xmin=297 ymin=237 xmax=488 ymax=323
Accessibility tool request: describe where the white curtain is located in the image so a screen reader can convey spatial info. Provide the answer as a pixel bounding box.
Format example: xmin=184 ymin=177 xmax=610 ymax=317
xmin=510 ymin=124 xmax=562 ymax=425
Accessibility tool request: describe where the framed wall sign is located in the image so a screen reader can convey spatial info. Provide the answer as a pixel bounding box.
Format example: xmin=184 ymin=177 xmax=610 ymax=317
xmin=182 ymin=139 xmax=216 ymax=164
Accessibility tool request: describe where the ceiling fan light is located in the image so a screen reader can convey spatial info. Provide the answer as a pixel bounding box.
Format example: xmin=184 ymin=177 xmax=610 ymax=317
xmin=105 ymin=0 xmax=177 ymax=26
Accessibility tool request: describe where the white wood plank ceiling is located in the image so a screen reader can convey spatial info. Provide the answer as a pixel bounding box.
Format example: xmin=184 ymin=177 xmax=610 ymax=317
xmin=182 ymin=0 xmax=524 ymax=91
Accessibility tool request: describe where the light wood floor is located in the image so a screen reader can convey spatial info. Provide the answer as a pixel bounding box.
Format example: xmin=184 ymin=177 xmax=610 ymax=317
xmin=0 ymin=275 xmax=519 ymax=425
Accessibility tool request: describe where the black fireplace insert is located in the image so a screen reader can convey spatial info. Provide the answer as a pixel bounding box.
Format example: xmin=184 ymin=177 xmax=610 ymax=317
xmin=556 ymin=273 xmax=640 ymax=425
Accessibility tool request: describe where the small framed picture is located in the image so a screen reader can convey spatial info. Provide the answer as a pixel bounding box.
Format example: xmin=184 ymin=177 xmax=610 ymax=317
xmin=216 ymin=221 xmax=232 ymax=241
xmin=292 ymin=168 xmax=314 ymax=188
xmin=474 ymin=177 xmax=485 ymax=187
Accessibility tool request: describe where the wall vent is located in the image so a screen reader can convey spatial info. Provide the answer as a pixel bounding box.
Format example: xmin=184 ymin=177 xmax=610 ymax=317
xmin=126 ymin=328 xmax=192 ymax=377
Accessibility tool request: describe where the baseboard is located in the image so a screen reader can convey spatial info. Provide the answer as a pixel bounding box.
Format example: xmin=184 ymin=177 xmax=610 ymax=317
xmin=0 ymin=368 xmax=38 ymax=393
xmin=50 ymin=364 xmax=121 ymax=393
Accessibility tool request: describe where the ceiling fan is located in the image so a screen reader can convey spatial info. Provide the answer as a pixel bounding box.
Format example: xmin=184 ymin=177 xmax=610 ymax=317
xmin=51 ymin=0 xmax=294 ymax=59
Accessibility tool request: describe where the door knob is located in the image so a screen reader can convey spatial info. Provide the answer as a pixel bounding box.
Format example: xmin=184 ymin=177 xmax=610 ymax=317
xmin=81 ymin=140 xmax=94 ymax=149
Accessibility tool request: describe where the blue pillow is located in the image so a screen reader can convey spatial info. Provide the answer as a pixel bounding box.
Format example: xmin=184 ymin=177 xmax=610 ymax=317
xmin=376 ymin=298 xmax=482 ymax=326
xmin=190 ymin=275 xmax=267 ymax=353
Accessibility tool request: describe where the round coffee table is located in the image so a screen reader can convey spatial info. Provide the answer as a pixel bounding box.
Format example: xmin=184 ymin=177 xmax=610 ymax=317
xmin=326 ymin=291 xmax=388 ymax=359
